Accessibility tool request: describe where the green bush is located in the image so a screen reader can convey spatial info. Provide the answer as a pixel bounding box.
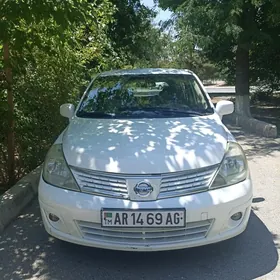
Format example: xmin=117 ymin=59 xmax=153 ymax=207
xmin=0 ymin=48 xmax=85 ymax=187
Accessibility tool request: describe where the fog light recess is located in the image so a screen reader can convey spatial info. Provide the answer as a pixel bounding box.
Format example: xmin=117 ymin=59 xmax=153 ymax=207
xmin=231 ymin=212 xmax=243 ymax=221
xmin=49 ymin=213 xmax=60 ymax=222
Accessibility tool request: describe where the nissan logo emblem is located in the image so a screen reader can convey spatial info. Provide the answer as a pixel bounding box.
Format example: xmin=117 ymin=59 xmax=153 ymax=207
xmin=134 ymin=181 xmax=153 ymax=197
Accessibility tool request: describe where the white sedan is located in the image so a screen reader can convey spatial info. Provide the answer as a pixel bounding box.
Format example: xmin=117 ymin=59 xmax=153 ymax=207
xmin=39 ymin=68 xmax=253 ymax=251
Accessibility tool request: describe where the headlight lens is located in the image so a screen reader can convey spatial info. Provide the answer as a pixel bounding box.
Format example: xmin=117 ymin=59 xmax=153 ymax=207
xmin=43 ymin=144 xmax=80 ymax=191
xmin=210 ymin=141 xmax=248 ymax=189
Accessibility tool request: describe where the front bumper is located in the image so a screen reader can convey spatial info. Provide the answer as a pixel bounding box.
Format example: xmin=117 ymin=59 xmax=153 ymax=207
xmin=38 ymin=177 xmax=253 ymax=251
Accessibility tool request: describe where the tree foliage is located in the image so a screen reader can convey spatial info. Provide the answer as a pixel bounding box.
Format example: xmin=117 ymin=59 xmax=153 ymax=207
xmin=0 ymin=0 xmax=161 ymax=188
xmin=1 ymin=0 xmax=118 ymax=186
xmin=158 ymin=0 xmax=280 ymax=115
xmin=3 ymin=0 xmax=279 ymax=188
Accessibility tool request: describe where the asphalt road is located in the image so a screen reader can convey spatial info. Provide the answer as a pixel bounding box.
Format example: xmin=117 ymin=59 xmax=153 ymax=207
xmin=205 ymin=86 xmax=236 ymax=94
xmin=1 ymin=125 xmax=280 ymax=280
xmin=205 ymin=86 xmax=259 ymax=95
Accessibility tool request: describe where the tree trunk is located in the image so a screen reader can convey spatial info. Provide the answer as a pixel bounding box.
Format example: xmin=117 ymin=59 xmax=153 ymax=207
xmin=3 ymin=42 xmax=15 ymax=185
xmin=235 ymin=43 xmax=251 ymax=116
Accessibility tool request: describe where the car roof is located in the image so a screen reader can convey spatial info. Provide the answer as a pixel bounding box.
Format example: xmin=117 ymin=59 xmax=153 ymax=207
xmin=99 ymin=68 xmax=194 ymax=77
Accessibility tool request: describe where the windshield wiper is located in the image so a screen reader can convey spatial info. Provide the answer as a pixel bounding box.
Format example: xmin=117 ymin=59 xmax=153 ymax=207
xmin=153 ymin=108 xmax=206 ymax=116
xmin=77 ymin=107 xmax=213 ymax=119
xmin=77 ymin=111 xmax=116 ymax=118
xmin=120 ymin=107 xmax=210 ymax=116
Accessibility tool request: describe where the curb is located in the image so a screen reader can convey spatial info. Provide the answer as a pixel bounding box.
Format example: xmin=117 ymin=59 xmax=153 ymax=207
xmin=224 ymin=113 xmax=278 ymax=138
xmin=0 ymin=165 xmax=42 ymax=233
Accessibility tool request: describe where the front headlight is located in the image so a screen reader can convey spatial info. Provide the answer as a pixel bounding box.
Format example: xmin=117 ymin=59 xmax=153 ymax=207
xmin=210 ymin=141 xmax=248 ymax=189
xmin=43 ymin=144 xmax=80 ymax=191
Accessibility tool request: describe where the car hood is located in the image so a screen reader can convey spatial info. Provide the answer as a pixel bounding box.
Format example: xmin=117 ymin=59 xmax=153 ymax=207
xmin=62 ymin=115 xmax=229 ymax=174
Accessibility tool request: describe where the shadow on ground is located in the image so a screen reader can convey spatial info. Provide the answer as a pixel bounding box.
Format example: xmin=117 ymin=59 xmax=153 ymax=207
xmin=225 ymin=123 xmax=280 ymax=159
xmin=0 ymin=200 xmax=278 ymax=280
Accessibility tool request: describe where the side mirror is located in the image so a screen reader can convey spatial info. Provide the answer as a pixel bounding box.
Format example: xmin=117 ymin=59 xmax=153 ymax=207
xmin=60 ymin=103 xmax=75 ymax=119
xmin=216 ymin=100 xmax=234 ymax=119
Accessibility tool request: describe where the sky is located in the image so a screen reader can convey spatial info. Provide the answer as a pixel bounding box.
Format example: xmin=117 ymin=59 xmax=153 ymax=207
xmin=141 ymin=0 xmax=172 ymax=23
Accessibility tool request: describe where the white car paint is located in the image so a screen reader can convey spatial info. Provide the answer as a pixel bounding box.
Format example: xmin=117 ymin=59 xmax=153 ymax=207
xmin=62 ymin=114 xmax=228 ymax=174
xmin=39 ymin=179 xmax=252 ymax=251
xmin=39 ymin=68 xmax=253 ymax=251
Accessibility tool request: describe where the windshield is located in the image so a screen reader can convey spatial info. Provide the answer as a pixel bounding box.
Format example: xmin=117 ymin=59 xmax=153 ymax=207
xmin=77 ymin=74 xmax=213 ymax=119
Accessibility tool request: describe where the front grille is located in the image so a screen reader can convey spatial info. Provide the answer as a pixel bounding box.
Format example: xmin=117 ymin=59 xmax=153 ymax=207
xmin=76 ymin=219 xmax=214 ymax=245
xmin=158 ymin=166 xmax=217 ymax=199
xmin=71 ymin=165 xmax=218 ymax=199
xmin=71 ymin=167 xmax=129 ymax=199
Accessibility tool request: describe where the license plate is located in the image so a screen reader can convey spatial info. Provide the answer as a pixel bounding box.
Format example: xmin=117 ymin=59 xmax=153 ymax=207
xmin=101 ymin=209 xmax=186 ymax=228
